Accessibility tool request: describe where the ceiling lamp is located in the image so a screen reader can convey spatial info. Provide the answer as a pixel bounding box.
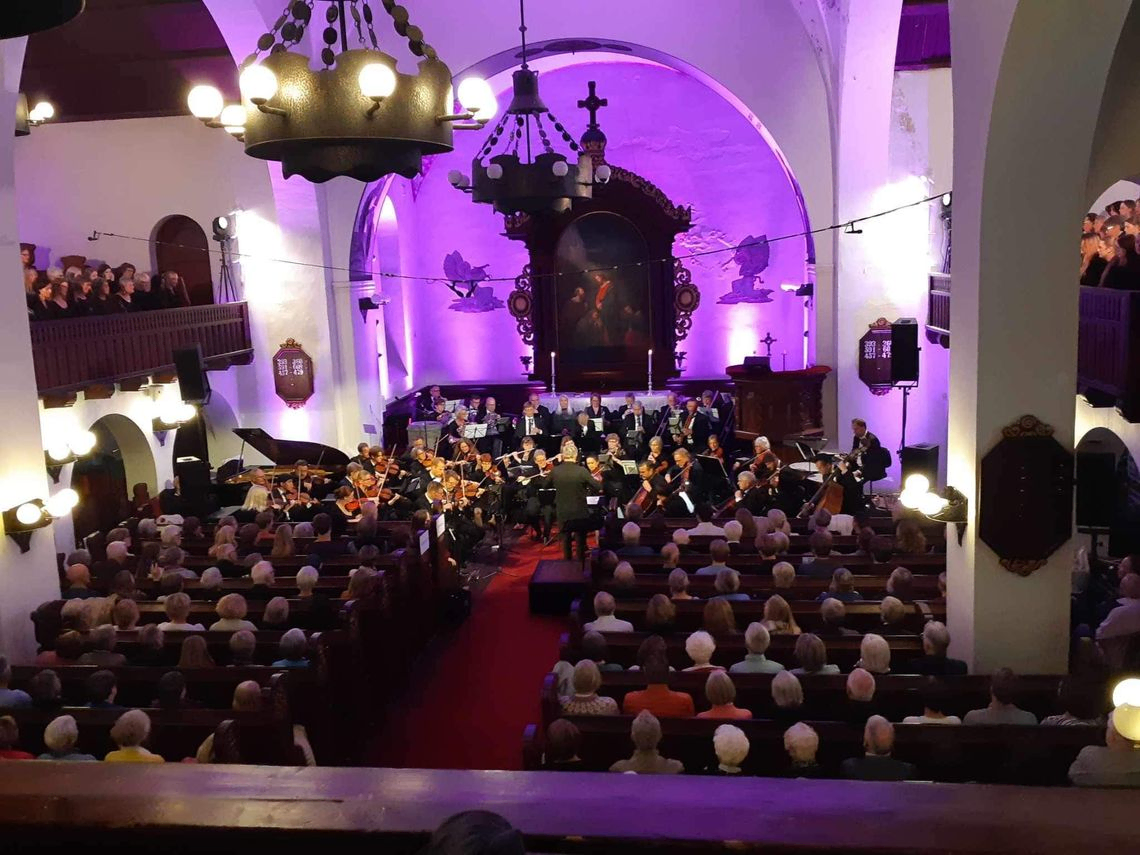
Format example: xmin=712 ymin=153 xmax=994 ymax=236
xmin=186 ymin=1 xmax=492 ymax=183
xmin=1 ymin=1 xmax=84 ymax=39
xmin=456 ymin=0 xmax=592 ymax=214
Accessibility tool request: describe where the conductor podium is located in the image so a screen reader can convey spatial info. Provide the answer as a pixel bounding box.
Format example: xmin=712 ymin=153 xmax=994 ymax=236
xmin=726 ymin=358 xmax=831 ymax=447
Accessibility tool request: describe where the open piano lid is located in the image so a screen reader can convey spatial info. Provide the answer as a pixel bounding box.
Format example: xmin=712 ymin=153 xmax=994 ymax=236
xmin=232 ymin=428 xmax=350 ymax=468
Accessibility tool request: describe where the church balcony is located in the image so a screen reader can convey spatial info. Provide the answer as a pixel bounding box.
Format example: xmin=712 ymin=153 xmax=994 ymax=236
xmin=1077 ymin=286 xmax=1140 ymax=422
xmin=925 ymin=272 xmax=950 ymax=348
xmin=30 ymin=303 xmax=254 ymax=403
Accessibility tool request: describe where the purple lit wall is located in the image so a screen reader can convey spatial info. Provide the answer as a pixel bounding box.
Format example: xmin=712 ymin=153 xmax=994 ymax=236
xmin=366 ymin=57 xmax=813 ymax=388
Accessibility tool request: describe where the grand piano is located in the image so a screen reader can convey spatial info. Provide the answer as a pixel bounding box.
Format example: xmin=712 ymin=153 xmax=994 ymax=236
xmin=219 ymin=428 xmax=351 ymax=490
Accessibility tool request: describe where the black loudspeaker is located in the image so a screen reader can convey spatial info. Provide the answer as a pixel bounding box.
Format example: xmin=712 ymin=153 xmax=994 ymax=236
xmin=174 ymin=456 xmax=211 ymax=513
xmin=890 ymin=318 xmax=920 ymax=384
xmin=173 ymin=345 xmax=210 ymax=404
xmin=1076 ymin=450 xmax=1116 ymax=529
xmin=901 ymin=443 xmax=939 ymax=488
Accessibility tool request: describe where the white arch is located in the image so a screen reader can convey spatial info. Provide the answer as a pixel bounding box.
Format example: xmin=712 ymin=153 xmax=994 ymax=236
xmin=90 ymin=413 xmax=158 ymax=494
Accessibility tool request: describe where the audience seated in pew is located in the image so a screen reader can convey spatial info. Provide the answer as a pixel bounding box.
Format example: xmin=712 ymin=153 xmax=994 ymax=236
xmin=683 ymin=631 xmax=723 ymax=673
xmin=561 ymin=661 xmax=620 ymax=716
xmin=782 ymin=722 xmax=824 ymax=778
xmin=695 ymin=540 xmax=733 ymax=577
xmin=210 ymin=594 xmax=258 ymax=633
xmin=770 ymin=671 xmax=805 ymax=725
xmin=696 ymin=672 xmax=752 ymax=721
xmin=158 ymin=593 xmax=205 ymax=632
xmin=856 ymin=634 xmax=891 ymax=675
xmin=819 ymin=598 xmax=860 ymax=638
xmin=609 ymin=710 xmax=683 ymax=774
xmin=792 ymin=633 xmax=840 ymax=676
xmin=622 ymin=649 xmax=694 ymax=718
xmin=963 ymin=668 xmax=1038 ymax=724
xmin=910 ymin=621 xmax=967 ymax=675
xmin=584 ymin=593 xmax=634 ymax=634
xmin=702 ymin=600 xmax=737 ymax=637
xmin=709 ymin=724 xmax=749 ymax=775
xmin=729 ymin=623 xmax=785 ymax=675
xmin=761 ymin=595 xmax=800 ymax=636
xmin=104 ymin=709 xmax=165 ymax=763
xmin=840 ymin=716 xmax=916 ymax=781
xmin=0 ymin=715 xmax=34 ymax=759
xmin=902 ymin=679 xmax=961 ymax=725
xmin=0 ymin=657 xmax=32 ymax=708
xmin=1068 ymin=710 xmax=1140 ymax=787
xmin=38 ymin=714 xmax=96 ymax=761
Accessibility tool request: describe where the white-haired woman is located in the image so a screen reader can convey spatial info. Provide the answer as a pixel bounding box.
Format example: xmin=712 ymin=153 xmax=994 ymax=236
xmin=682 ymin=630 xmax=724 ymax=673
xmin=857 ymin=633 xmax=891 ymax=675
xmin=38 ymin=715 xmax=96 ymax=761
xmin=708 ymin=724 xmax=750 ymax=775
xmin=559 ymin=660 xmax=619 ymax=716
xmin=782 ymin=722 xmax=824 ymax=777
xmin=210 ymin=593 xmax=257 ymax=633
xmin=104 ymin=710 xmax=164 ymax=763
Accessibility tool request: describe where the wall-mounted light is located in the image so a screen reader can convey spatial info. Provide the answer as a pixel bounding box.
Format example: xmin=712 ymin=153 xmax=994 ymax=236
xmin=43 ymin=428 xmax=96 ymax=483
xmin=3 ymin=488 xmax=78 ymax=553
xmin=1112 ymin=678 xmax=1140 ymax=741
xmin=152 ymin=397 xmax=197 ymax=446
xmin=900 ymin=474 xmax=968 ymax=545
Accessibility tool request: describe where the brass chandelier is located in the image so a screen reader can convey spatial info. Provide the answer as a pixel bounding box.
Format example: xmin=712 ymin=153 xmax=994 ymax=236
xmin=186 ymin=1 xmax=496 ymax=183
xmin=450 ymin=0 xmax=593 ymax=214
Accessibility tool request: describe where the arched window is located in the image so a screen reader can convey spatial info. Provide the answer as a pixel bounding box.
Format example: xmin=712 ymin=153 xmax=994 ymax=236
xmin=154 ymin=215 xmax=214 ymax=305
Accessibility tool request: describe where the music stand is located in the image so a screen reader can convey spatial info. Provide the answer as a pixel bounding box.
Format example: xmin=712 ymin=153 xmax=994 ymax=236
xmin=616 ymin=459 xmax=638 ymax=476
xmin=463 ymin=423 xmax=488 ymax=440
xmin=590 ymin=418 xmax=605 ymax=433
xmin=698 ymin=454 xmax=731 ymax=492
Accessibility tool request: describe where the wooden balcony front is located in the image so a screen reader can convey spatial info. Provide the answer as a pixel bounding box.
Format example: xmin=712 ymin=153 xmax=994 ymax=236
xmin=925 ymin=272 xmax=950 ymax=347
xmin=30 ymin=303 xmax=254 ymax=399
xmin=1078 ymin=286 xmax=1140 ymax=421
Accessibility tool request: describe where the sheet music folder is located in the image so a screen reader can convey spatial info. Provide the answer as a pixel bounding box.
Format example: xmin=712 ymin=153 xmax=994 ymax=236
xmin=463 ymin=423 xmax=488 ymax=439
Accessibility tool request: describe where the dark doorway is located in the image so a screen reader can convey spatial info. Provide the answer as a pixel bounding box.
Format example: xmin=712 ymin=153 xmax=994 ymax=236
xmin=155 ymin=215 xmax=214 ymax=306
xmin=71 ymin=422 xmax=130 ymax=544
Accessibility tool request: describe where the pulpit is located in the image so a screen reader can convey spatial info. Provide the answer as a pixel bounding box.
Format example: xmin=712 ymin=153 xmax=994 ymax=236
xmin=727 ymin=359 xmax=831 ymax=444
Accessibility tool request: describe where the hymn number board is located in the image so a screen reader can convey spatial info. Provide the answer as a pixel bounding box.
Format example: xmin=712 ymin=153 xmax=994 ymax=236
xmin=858 ymin=322 xmax=894 ymax=390
xmin=273 ymin=338 xmax=315 ymax=409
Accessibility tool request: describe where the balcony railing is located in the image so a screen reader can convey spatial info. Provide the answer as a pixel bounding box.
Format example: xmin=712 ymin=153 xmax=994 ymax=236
xmin=30 ymin=303 xmax=254 ymax=397
xmin=1077 ymin=286 xmax=1140 ymax=421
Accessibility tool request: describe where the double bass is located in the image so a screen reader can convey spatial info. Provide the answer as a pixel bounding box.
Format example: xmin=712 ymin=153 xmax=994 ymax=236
xmin=796 ymin=456 xmax=848 ymax=518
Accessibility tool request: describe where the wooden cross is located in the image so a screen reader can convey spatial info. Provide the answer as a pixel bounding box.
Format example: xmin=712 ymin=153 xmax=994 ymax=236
xmin=578 ymin=81 xmax=608 ymax=129
xmin=761 ymin=332 xmax=777 ymax=357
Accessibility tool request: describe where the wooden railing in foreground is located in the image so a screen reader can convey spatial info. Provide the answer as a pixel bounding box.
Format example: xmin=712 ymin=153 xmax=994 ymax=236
xmin=0 ymin=764 xmax=1131 ymax=854
xmin=30 ymin=303 xmax=253 ymax=396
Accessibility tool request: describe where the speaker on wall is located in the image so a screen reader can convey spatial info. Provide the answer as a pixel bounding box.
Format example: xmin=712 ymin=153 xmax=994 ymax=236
xmin=173 ymin=345 xmax=211 ymax=404
xmin=890 ymin=318 xmax=919 ymax=384
xmin=1076 ymin=450 xmax=1116 ymax=529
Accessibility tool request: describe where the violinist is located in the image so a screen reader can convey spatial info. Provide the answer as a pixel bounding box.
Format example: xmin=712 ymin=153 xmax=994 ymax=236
xmin=349 ymin=442 xmax=373 ymax=472
xmin=657 ymin=391 xmax=681 ymax=424
xmin=452 ymin=438 xmax=478 ymax=467
xmin=473 ymin=452 xmax=504 ymax=523
xmin=270 ymin=477 xmax=295 ymax=510
xmin=445 ymin=407 xmax=472 ymax=448
xmin=585 ymin=454 xmax=607 ymax=486
xmin=286 ymin=491 xmax=321 ymax=523
xmin=646 ymin=436 xmax=669 ymax=475
xmin=729 ymin=470 xmax=771 ymax=516
xmin=733 ymin=436 xmax=780 ymax=483
xmin=477 ymin=396 xmax=505 ymax=457
xmin=522 ymin=449 xmax=556 ymax=543
xmin=704 ymin=434 xmax=725 ymax=462
xmin=294 ymin=460 xmax=328 ymax=499
xmin=663 ymin=447 xmax=707 ymax=516
xmin=700 ymin=390 xmax=723 ymax=431
xmin=330 ymin=485 xmax=363 ymax=533
xmin=673 ymin=398 xmax=710 ymax=451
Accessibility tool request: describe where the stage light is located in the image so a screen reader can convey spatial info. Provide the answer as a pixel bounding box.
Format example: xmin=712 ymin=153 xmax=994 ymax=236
xmin=457 ymin=77 xmax=496 ymax=119
xmin=899 ymin=490 xmax=921 ymax=510
xmin=941 ymin=192 xmax=952 ymax=207
xmin=219 ymin=104 xmax=246 ymax=128
xmin=240 ymin=63 xmax=279 ymax=105
xmin=45 ymin=442 xmax=71 ymax=463
xmin=176 ymin=403 xmax=196 ymax=423
xmin=212 ymin=215 xmax=236 ymax=241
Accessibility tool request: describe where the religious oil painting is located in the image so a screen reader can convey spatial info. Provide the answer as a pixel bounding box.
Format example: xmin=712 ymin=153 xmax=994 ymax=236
xmin=554 ymin=211 xmax=651 ymax=364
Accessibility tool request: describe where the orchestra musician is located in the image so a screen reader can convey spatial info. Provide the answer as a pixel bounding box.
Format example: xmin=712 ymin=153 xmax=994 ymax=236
xmin=646 ymin=435 xmax=669 ymax=475
xmin=294 ymin=460 xmax=328 ymax=499
xmin=349 ymin=442 xmax=373 ymax=472
xmin=549 ymin=394 xmax=576 ymax=436
xmin=431 ymin=399 xmax=452 ymax=425
xmin=417 ymin=384 xmax=445 ymax=418
xmin=467 ymin=394 xmax=485 ymax=422
xmin=811 ymin=453 xmax=864 ymax=516
xmin=662 ymin=447 xmax=707 ymax=516
xmin=733 ymin=436 xmax=779 ymax=483
xmin=477 ymin=396 xmax=505 ymax=457
xmin=700 ymin=390 xmax=723 ymax=431
xmin=635 ymin=459 xmax=670 ymax=513
xmin=526 ymin=392 xmax=551 ymax=428
xmin=330 ymin=485 xmax=364 ymax=533
xmin=850 ymin=418 xmax=889 ymax=483
xmin=570 ymin=411 xmax=599 ymax=455
xmin=657 ymin=391 xmax=681 ymax=424
xmin=729 ymin=470 xmax=771 ymax=515
xmin=616 ymin=392 xmax=637 ymax=419
xmin=704 ymin=433 xmax=725 ymax=461
xmin=673 ymin=398 xmax=711 ymax=451
xmin=515 ymin=402 xmax=546 ymax=449
xmin=499 ymin=436 xmax=538 ymax=526
xmin=451 ymin=438 xmax=479 ymax=467
xmin=522 ymin=449 xmax=556 ymax=542
xmin=621 ymin=400 xmax=654 ymax=457
xmin=286 ymin=491 xmax=321 ymax=523
xmin=445 ymin=407 xmax=472 ymax=448
xmin=584 ymin=393 xmax=610 ymax=431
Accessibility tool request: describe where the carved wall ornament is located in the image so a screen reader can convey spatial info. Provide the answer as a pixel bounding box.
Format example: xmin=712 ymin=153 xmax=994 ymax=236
xmin=508 ymin=265 xmax=535 ymax=345
xmin=979 ymin=414 xmax=1073 ymax=576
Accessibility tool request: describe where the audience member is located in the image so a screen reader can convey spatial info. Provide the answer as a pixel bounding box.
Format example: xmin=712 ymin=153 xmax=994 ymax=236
xmin=894 ymin=518 xmax=927 ymax=555
xmin=85 ymin=670 xmax=122 ymax=709
xmin=0 ymin=657 xmax=32 ymax=708
xmin=702 ymin=599 xmax=738 ymax=636
xmin=856 ymin=633 xmax=891 ymax=675
xmin=878 ymin=596 xmax=909 ymax=633
xmin=609 ymin=710 xmax=683 ymax=774
xmin=560 ymin=660 xmax=620 ymax=715
xmin=694 ymin=539 xmax=733 ymax=577
xmin=712 ymin=568 xmax=749 ymax=602
xmin=844 ymin=668 xmax=877 ymax=724
xmin=35 ymin=631 xmax=84 ymax=668
xmin=791 ymin=633 xmax=839 ymax=675
xmin=781 ymin=722 xmax=824 ymax=778
xmin=721 ymin=520 xmax=743 ymax=545
xmin=696 ymin=671 xmax=752 ymax=720
xmin=272 ymin=628 xmax=310 ymax=668
xmin=818 ymin=597 xmax=859 ymax=638
xmin=0 ymin=716 xmax=33 ymax=760
xmin=77 ymin=625 xmax=127 ymax=667
xmin=841 ymin=716 xmax=916 ymax=781
xmin=584 ymin=592 xmax=634 ymax=633
xmin=130 ymin=625 xmax=166 ymax=666
xmin=1041 ymin=678 xmax=1105 ymax=726
xmin=38 ymin=715 xmax=96 ymax=761
xmin=178 ymin=635 xmax=216 ymax=668
xmin=902 ymin=679 xmax=962 ymax=724
xmin=28 ymin=669 xmax=62 ymax=711
xmin=800 ymin=531 xmax=834 ymax=578
xmin=644 ymin=595 xmax=676 ymax=635
xmin=611 ymin=562 xmax=637 ymax=596
xmin=157 ymin=592 xmax=205 ymax=632
xmin=544 ymin=719 xmax=583 ymax=770
xmin=62 ymin=563 xmax=98 ymax=599
xmin=228 ymin=630 xmax=256 ymax=667
xmin=660 ymin=543 xmax=680 ymax=571
xmin=581 ymin=631 xmax=622 ymax=672
xmin=616 ymin=522 xmax=655 ymax=556
xmin=820 ymin=567 xmax=861 ymax=603
xmin=963 ymin=668 xmax=1038 ymax=724
xmin=104 ymin=710 xmax=164 ymax=763
xmin=771 ymin=562 xmax=795 ymax=590
xmin=1068 ymin=711 xmax=1140 ymax=787
xmin=668 ymin=568 xmax=695 ymax=601
xmin=262 ymin=596 xmax=291 ymax=629
xmin=762 ymin=594 xmax=800 ymax=635
xmin=708 ymin=724 xmax=749 ymax=775
xmin=622 ymin=653 xmax=695 ymax=718
xmin=153 ymin=671 xmax=189 ymax=709
xmin=111 ymin=598 xmax=141 ymax=632
xmin=909 ymin=621 xmax=967 ymax=675
xmin=770 ymin=671 xmax=805 ymax=725
xmin=886 ymin=566 xmax=914 ymax=602
xmin=729 ymin=622 xmax=785 ymax=674
xmin=682 ymin=630 xmax=723 ymax=673
xmin=685 ymin=504 xmax=726 ymax=537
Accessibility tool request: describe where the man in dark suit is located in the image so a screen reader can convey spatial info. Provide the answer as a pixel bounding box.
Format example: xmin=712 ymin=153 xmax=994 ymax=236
xmin=621 ymin=401 xmax=655 ymax=458
xmin=550 ymin=445 xmax=602 ymax=561
xmin=850 ymin=418 xmax=889 ymax=482
xmin=527 ymin=392 xmax=551 ymax=429
xmin=515 ymin=403 xmax=546 ymax=451
xmin=569 ymin=411 xmax=599 ymax=455
xmin=909 ymin=621 xmax=968 ymax=675
xmin=672 ymin=398 xmax=710 ymax=452
xmin=841 ymin=716 xmax=916 ymax=781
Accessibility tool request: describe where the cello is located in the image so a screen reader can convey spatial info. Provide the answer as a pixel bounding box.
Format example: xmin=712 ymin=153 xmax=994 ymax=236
xmin=796 ymin=456 xmax=847 ymax=518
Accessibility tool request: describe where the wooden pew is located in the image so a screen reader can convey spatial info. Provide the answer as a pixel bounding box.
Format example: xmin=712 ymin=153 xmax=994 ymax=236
xmin=523 ymin=715 xmax=1104 ymax=785
xmin=598 ymin=573 xmax=941 ymax=600
xmin=569 ymin=597 xmax=943 ymax=638
xmin=597 ymin=552 xmax=946 ymax=574
xmin=559 ymin=631 xmax=924 ymax=672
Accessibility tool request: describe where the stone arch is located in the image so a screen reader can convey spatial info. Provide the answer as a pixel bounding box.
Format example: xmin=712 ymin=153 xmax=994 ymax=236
xmin=70 ymin=413 xmax=158 ymax=538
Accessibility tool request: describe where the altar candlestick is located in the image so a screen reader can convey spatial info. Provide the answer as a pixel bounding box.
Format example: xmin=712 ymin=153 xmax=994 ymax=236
xmin=550 ymin=351 xmax=556 ymax=395
xmin=648 ymin=349 xmax=654 ymax=394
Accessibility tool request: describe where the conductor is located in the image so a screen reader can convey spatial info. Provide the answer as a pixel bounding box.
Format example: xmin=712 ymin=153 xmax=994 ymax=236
xmin=550 ymin=444 xmax=602 ymax=561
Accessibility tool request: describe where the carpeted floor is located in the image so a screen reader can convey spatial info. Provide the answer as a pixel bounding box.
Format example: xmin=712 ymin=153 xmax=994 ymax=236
xmin=365 ymin=535 xmax=568 ymax=770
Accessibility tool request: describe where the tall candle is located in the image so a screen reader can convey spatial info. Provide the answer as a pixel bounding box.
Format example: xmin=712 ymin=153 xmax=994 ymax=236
xmin=648 ymin=349 xmax=654 ymax=394
xmin=550 ymin=351 xmax=556 ymax=394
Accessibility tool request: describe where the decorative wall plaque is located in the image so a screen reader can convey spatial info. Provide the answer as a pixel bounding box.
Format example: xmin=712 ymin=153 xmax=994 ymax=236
xmin=979 ymin=415 xmax=1074 ymax=576
xmin=272 ymin=338 xmax=315 ymax=409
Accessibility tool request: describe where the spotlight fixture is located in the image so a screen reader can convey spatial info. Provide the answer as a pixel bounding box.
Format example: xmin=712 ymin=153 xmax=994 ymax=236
xmin=462 ymin=0 xmax=592 ymax=214
xmin=357 ymin=294 xmax=390 ymax=321
xmin=3 ymin=489 xmax=77 ymax=553
xmin=15 ymin=95 xmax=57 ymax=137
xmin=42 ymin=428 xmax=96 ymax=483
xmin=900 ymin=476 xmax=968 ymax=544
xmin=780 ymin=282 xmax=814 ymax=297
xmin=212 ymin=215 xmax=237 ymax=242
xmin=186 ymin=0 xmax=492 ymax=183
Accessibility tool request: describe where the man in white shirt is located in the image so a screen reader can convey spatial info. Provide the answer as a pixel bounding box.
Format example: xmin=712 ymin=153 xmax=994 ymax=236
xmin=685 ymin=504 xmax=726 ymax=537
xmin=583 ymin=591 xmax=634 ymax=633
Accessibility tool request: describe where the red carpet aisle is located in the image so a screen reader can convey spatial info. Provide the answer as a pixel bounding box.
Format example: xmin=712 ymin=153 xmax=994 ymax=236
xmin=366 ymin=537 xmax=568 ymax=770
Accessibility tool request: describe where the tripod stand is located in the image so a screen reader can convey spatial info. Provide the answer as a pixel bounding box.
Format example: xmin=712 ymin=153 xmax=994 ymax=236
xmin=216 ymin=237 xmax=240 ymax=303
